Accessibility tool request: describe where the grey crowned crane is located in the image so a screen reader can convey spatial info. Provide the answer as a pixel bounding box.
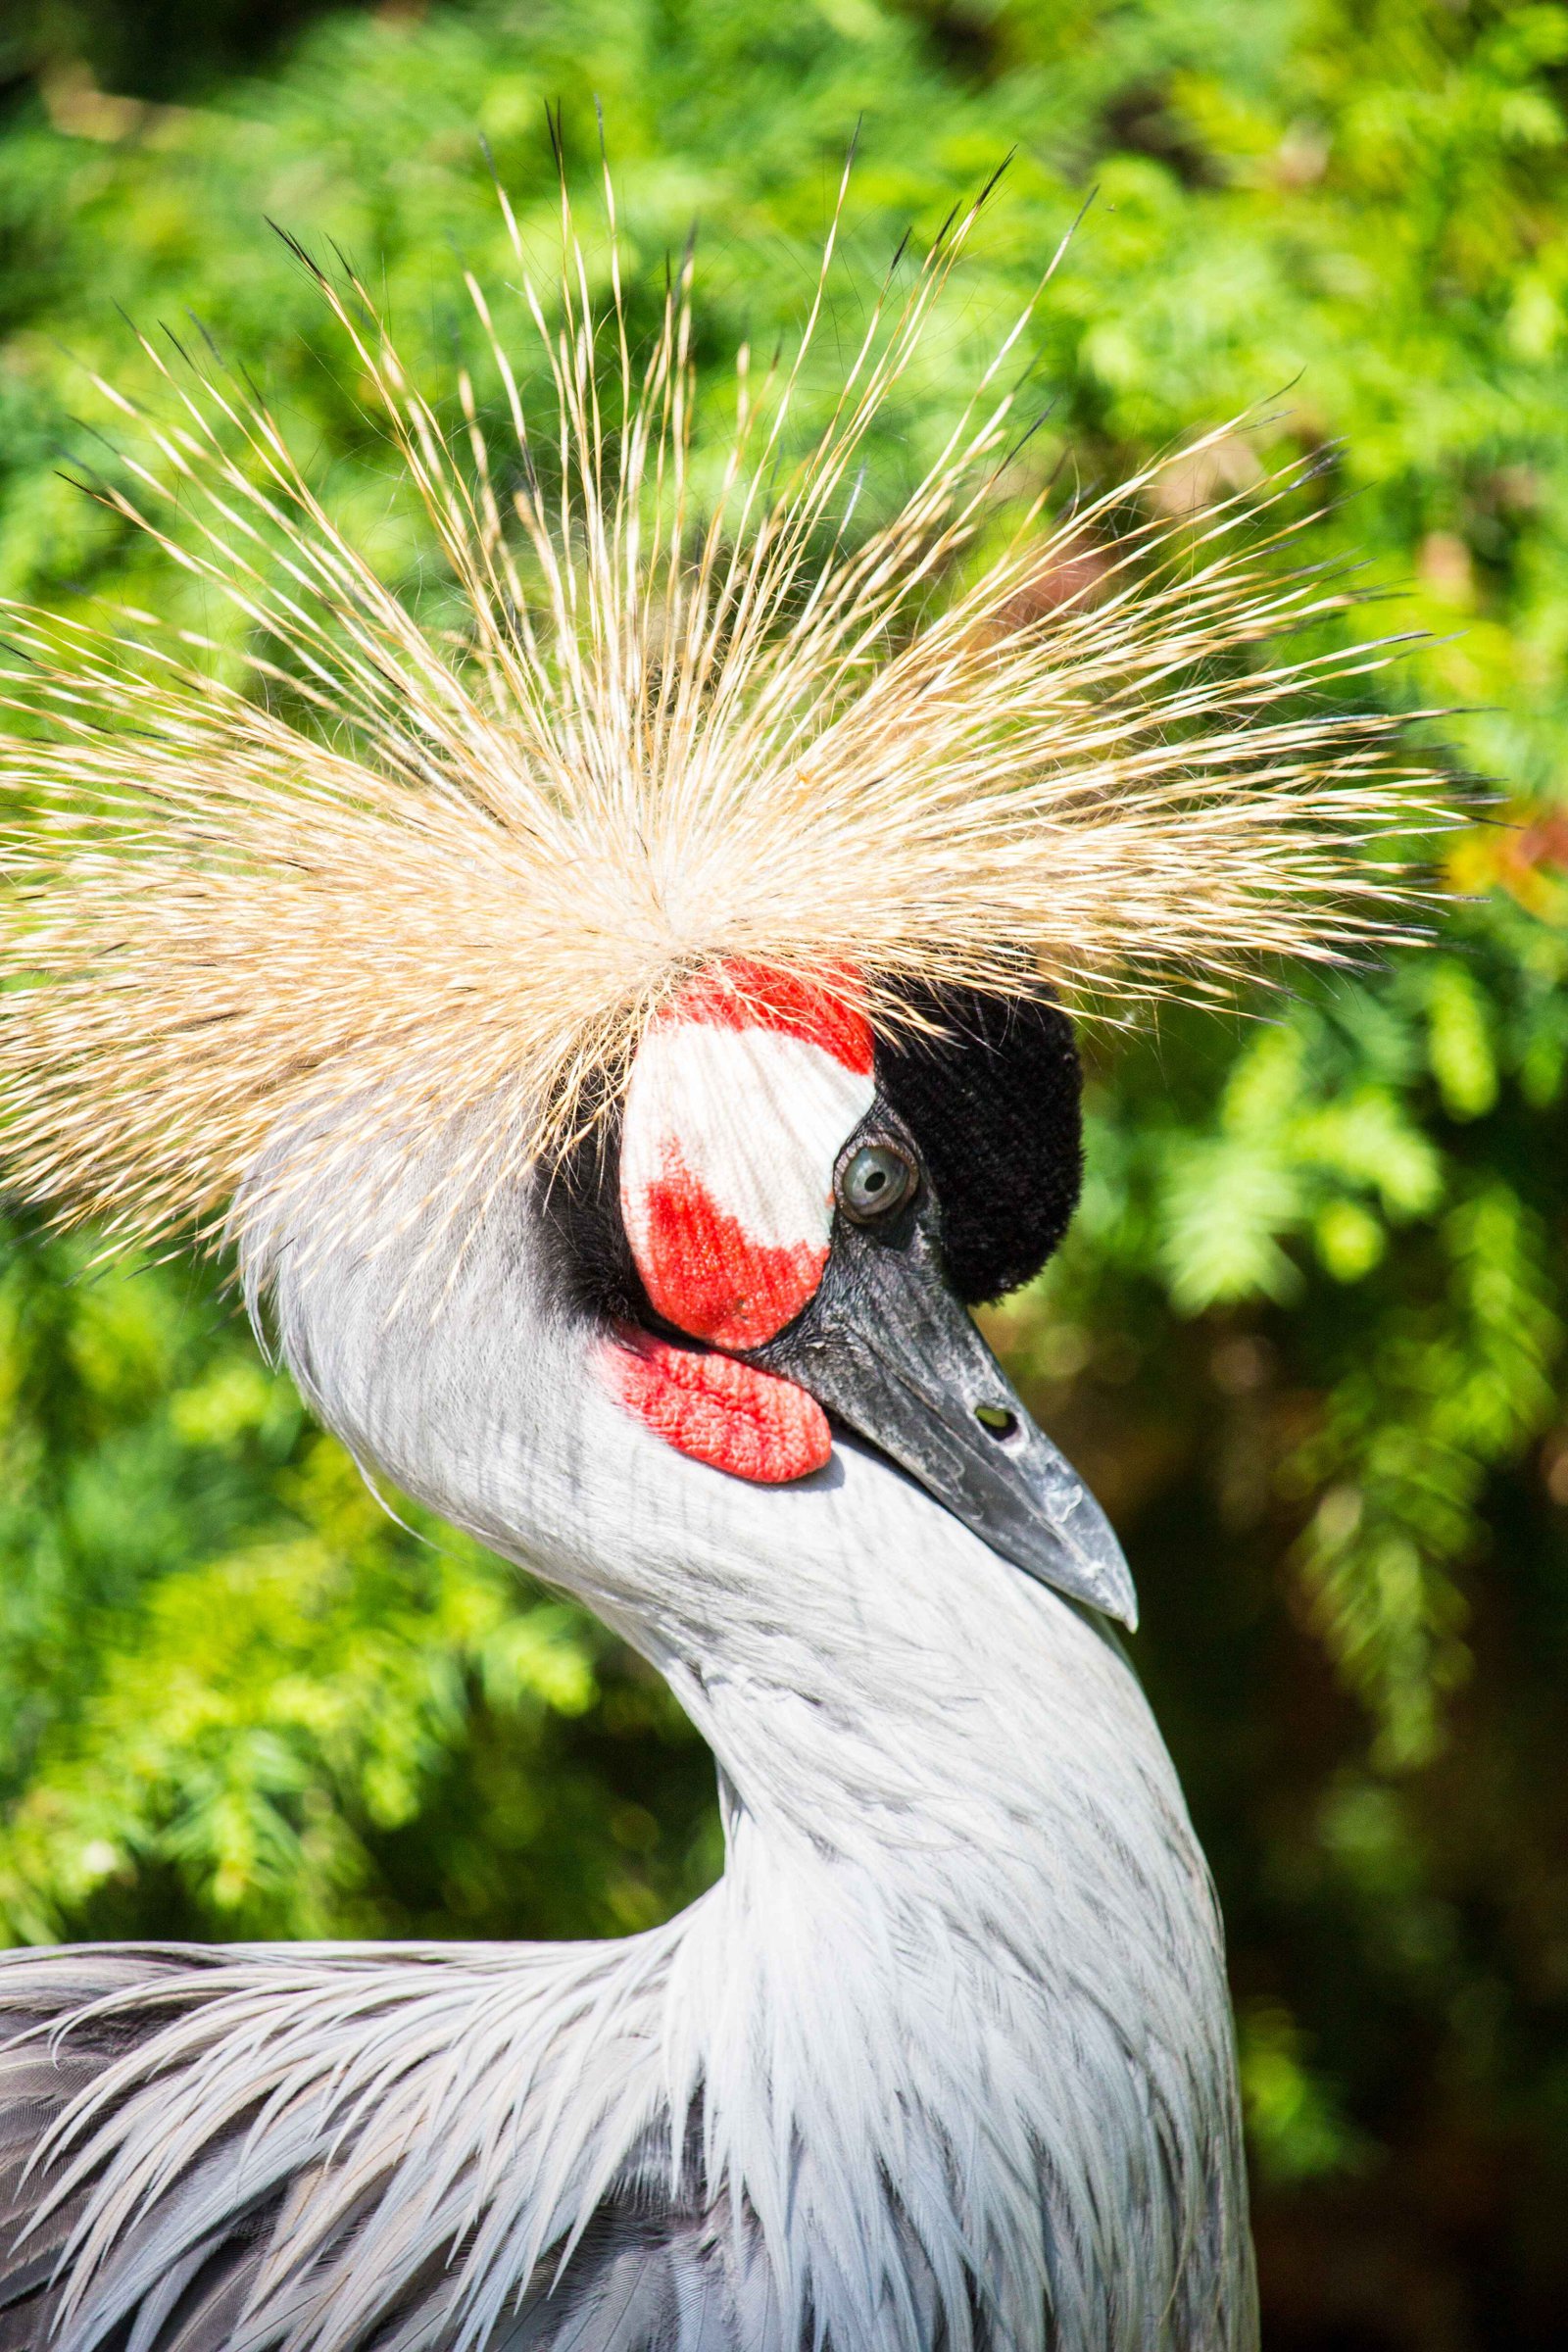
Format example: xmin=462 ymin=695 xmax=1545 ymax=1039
xmin=0 ymin=175 xmax=1433 ymax=2352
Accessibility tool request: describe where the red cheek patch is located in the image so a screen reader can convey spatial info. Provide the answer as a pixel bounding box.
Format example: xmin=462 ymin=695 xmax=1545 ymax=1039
xmin=619 ymin=959 xmax=877 ymax=1354
xmin=665 ymin=957 xmax=873 ymax=1074
xmin=600 ymin=1332 xmax=831 ymax=1485
xmin=635 ymin=1162 xmax=828 ymax=1349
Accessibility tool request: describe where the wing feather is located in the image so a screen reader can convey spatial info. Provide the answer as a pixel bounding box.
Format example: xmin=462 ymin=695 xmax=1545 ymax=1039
xmin=0 ymin=1945 xmax=750 ymax=2352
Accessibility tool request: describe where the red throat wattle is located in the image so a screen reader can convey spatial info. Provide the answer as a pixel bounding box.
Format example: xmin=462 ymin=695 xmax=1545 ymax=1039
xmin=600 ymin=1333 xmax=832 ymax=1485
xmin=603 ymin=959 xmax=874 ymax=1484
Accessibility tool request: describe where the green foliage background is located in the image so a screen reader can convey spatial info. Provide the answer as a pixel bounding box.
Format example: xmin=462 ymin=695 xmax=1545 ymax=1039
xmin=2 ymin=2 xmax=1567 ymax=2343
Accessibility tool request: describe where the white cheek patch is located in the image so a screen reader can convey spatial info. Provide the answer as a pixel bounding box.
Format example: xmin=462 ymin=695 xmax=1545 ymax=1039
xmin=624 ymin=1025 xmax=873 ymax=1249
xmin=620 ymin=1011 xmax=875 ymax=1350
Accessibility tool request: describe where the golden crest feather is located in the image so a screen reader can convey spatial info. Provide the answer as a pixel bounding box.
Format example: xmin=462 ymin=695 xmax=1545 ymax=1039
xmin=0 ymin=163 xmax=1443 ymax=1254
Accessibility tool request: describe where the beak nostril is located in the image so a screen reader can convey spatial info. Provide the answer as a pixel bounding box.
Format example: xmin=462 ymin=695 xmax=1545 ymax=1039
xmin=974 ymin=1403 xmax=1018 ymax=1442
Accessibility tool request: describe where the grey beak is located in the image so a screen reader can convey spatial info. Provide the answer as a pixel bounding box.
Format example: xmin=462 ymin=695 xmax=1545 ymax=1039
xmin=750 ymin=1152 xmax=1138 ymax=1630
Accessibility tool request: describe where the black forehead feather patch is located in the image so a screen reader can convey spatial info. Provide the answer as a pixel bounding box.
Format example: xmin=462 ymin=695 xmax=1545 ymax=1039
xmin=874 ymin=985 xmax=1083 ymax=1305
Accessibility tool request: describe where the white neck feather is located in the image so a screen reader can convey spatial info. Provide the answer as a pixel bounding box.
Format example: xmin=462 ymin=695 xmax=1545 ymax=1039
xmin=238 ymin=1148 xmax=1255 ymax=2352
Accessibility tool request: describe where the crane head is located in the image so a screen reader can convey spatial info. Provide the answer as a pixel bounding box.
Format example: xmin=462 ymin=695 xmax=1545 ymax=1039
xmin=564 ymin=958 xmax=1135 ymax=1628
xmin=0 ymin=177 xmax=1437 ymax=1532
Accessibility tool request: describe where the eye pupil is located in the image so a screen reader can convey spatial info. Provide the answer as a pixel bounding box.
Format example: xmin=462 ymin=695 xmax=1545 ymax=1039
xmin=839 ymin=1141 xmax=916 ymax=1222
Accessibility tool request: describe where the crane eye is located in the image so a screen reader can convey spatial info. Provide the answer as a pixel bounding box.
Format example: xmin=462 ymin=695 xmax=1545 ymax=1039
xmin=837 ymin=1141 xmax=916 ymax=1223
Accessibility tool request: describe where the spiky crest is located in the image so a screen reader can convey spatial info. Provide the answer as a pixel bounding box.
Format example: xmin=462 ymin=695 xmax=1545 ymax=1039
xmin=0 ymin=165 xmax=1442 ymax=1260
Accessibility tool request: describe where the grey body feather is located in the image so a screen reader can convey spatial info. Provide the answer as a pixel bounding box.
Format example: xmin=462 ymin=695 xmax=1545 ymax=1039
xmin=0 ymin=1120 xmax=1256 ymax=2351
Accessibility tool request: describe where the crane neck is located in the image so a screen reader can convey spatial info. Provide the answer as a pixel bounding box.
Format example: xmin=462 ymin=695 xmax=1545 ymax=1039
xmin=246 ymin=1157 xmax=1255 ymax=2352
